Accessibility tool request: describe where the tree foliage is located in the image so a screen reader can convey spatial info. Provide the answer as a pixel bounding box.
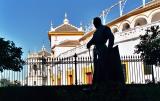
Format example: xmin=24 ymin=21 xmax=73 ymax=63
xmin=135 ymin=25 xmax=160 ymax=65
xmin=0 ymin=38 xmax=25 ymax=72
xmin=0 ymin=79 xmax=21 ymax=87
xmin=0 ymin=78 xmax=11 ymax=87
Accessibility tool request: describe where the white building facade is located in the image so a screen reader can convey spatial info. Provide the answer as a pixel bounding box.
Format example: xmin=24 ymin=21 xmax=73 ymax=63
xmin=50 ymin=1 xmax=160 ymax=84
xmin=26 ymin=46 xmax=52 ymax=86
xmin=26 ymin=0 xmax=160 ymax=85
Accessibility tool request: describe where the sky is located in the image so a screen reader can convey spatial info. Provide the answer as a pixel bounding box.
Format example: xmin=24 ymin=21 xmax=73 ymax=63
xmin=0 ymin=0 xmax=151 ymax=58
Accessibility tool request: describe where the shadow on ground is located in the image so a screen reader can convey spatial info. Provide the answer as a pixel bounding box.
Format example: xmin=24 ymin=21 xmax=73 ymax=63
xmin=0 ymin=84 xmax=160 ymax=101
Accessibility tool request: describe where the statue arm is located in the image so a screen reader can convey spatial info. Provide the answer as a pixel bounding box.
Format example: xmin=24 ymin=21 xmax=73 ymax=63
xmin=106 ymin=27 xmax=114 ymax=48
xmin=108 ymin=33 xmax=114 ymax=48
xmin=87 ymin=35 xmax=96 ymax=49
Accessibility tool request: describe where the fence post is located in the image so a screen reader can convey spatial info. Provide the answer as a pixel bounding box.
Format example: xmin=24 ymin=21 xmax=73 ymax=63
xmin=42 ymin=56 xmax=46 ymax=86
xmin=74 ymin=53 xmax=78 ymax=85
xmin=152 ymin=65 xmax=155 ymax=84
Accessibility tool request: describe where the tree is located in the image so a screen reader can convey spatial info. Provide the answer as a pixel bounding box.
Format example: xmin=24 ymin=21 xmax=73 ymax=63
xmin=0 ymin=78 xmax=11 ymax=87
xmin=0 ymin=79 xmax=21 ymax=87
xmin=135 ymin=25 xmax=160 ymax=66
xmin=13 ymin=80 xmax=21 ymax=86
xmin=0 ymin=37 xmax=25 ymax=72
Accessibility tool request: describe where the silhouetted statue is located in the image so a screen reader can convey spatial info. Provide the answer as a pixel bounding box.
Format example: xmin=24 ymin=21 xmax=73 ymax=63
xmin=87 ymin=17 xmax=114 ymax=86
xmin=87 ymin=17 xmax=125 ymax=89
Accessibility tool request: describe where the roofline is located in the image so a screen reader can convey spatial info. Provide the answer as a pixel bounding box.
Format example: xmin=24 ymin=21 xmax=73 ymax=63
xmin=52 ymin=23 xmax=80 ymax=31
xmin=56 ymin=45 xmax=79 ymax=47
xmin=79 ymin=30 xmax=95 ymax=41
xmin=79 ymin=0 xmax=160 ymax=42
xmin=54 ymin=40 xmax=80 ymax=48
xmin=51 ymin=44 xmax=78 ymax=49
xmin=49 ymin=31 xmax=84 ymax=35
xmin=107 ymin=0 xmax=160 ymax=26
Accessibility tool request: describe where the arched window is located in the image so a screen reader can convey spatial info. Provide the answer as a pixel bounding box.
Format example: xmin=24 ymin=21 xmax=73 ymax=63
xmin=112 ymin=28 xmax=118 ymax=33
xmin=151 ymin=12 xmax=160 ymax=22
xmin=134 ymin=18 xmax=147 ymax=27
xmin=122 ymin=23 xmax=130 ymax=31
xmin=33 ymin=64 xmax=37 ymax=75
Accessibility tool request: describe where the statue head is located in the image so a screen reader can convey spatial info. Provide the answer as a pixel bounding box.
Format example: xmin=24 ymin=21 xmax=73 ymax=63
xmin=93 ymin=17 xmax=102 ymax=28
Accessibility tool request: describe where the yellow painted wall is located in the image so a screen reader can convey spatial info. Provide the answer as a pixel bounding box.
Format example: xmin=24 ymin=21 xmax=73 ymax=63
xmin=82 ymin=66 xmax=93 ymax=84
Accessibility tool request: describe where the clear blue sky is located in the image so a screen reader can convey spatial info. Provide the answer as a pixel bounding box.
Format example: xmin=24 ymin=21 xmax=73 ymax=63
xmin=0 ymin=0 xmax=151 ymax=58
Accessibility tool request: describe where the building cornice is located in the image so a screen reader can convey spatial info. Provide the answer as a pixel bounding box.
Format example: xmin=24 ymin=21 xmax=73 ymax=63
xmin=79 ymin=1 xmax=160 ymax=42
xmin=107 ymin=1 xmax=160 ymax=26
xmin=48 ymin=31 xmax=84 ymax=41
